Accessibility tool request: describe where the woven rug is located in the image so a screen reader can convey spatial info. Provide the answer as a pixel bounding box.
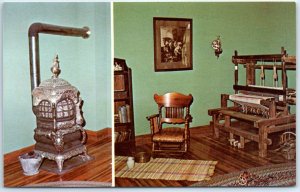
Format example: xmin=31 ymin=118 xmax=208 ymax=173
xmin=115 ymin=156 xmax=217 ymax=181
xmin=191 ymin=162 xmax=296 ymax=187
xmin=25 ymin=181 xmax=112 ymax=187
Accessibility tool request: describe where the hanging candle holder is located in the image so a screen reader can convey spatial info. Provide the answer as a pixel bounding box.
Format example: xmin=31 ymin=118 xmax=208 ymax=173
xmin=211 ymin=35 xmax=223 ymax=58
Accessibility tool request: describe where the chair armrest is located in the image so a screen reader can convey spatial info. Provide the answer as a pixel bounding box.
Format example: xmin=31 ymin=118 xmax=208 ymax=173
xmin=146 ymin=114 xmax=160 ymax=134
xmin=185 ymin=114 xmax=193 ymax=122
xmin=146 ymin=114 xmax=159 ymax=121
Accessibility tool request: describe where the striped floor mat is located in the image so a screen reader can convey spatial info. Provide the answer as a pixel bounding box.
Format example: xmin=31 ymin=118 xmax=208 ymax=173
xmin=115 ymin=156 xmax=217 ymax=181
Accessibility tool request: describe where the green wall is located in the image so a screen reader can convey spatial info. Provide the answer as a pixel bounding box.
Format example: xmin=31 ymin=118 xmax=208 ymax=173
xmin=2 ymin=2 xmax=296 ymax=153
xmin=3 ymin=2 xmax=111 ymax=153
xmin=114 ymin=2 xmax=296 ymax=135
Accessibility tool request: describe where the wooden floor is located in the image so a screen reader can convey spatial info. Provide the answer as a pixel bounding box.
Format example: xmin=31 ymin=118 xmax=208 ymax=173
xmin=4 ymin=137 xmax=112 ymax=187
xmin=115 ymin=125 xmax=292 ymax=187
xmin=4 ymin=125 xmax=292 ymax=187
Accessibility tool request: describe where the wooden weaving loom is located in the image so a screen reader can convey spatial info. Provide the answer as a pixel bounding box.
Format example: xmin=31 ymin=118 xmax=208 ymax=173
xmin=208 ymin=47 xmax=296 ymax=158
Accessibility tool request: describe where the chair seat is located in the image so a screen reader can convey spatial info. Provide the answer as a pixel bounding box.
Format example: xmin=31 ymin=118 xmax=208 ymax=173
xmin=153 ymin=127 xmax=184 ymax=143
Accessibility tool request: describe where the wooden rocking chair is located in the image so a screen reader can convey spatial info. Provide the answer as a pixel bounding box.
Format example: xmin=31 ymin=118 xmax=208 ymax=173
xmin=146 ymin=92 xmax=193 ymax=157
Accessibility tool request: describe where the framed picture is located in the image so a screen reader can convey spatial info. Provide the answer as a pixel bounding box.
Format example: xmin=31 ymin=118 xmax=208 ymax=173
xmin=153 ymin=17 xmax=193 ymax=72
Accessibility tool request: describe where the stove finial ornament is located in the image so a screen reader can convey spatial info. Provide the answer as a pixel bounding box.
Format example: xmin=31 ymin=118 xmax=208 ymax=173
xmin=51 ymin=54 xmax=61 ymax=78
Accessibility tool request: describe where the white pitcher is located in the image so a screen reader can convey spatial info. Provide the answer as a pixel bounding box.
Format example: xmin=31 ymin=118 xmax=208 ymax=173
xmin=127 ymin=157 xmax=135 ymax=169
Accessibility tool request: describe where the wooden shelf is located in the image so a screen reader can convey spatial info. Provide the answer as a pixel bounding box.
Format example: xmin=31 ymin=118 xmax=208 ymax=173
xmin=114 ymin=98 xmax=130 ymax=102
xmin=115 ymin=122 xmax=132 ymax=126
xmin=115 ymin=140 xmax=133 ymax=145
xmin=114 ymin=70 xmax=128 ymax=75
xmin=114 ymin=58 xmax=136 ymax=156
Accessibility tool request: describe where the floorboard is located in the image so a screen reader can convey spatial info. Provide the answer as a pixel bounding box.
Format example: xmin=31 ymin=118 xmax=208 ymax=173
xmin=4 ymin=125 xmax=291 ymax=187
xmin=4 ymin=137 xmax=112 ymax=187
xmin=115 ymin=125 xmax=292 ymax=187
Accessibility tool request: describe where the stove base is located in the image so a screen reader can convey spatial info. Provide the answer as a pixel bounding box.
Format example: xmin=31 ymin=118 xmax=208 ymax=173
xmin=39 ymin=154 xmax=93 ymax=175
xmin=35 ymin=145 xmax=91 ymax=173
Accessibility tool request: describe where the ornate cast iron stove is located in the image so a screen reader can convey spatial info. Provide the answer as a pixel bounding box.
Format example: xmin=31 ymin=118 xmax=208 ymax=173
xmin=32 ymin=55 xmax=90 ymax=172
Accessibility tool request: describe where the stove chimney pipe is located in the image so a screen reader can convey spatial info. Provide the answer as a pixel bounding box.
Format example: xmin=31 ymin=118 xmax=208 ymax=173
xmin=28 ymin=22 xmax=90 ymax=91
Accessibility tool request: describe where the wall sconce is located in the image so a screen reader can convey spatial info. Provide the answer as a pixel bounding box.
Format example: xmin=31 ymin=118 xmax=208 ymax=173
xmin=211 ymin=36 xmax=223 ymax=58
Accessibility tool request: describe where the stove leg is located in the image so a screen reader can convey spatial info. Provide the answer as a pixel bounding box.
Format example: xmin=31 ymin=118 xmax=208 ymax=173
xmin=79 ymin=150 xmax=91 ymax=161
xmin=55 ymin=156 xmax=64 ymax=172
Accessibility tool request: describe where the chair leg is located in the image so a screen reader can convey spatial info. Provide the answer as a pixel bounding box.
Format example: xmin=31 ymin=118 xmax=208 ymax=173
xmin=185 ymin=142 xmax=188 ymax=152
xmin=151 ymin=141 xmax=190 ymax=158
xmin=152 ymin=142 xmax=156 ymax=158
xmin=181 ymin=152 xmax=186 ymax=159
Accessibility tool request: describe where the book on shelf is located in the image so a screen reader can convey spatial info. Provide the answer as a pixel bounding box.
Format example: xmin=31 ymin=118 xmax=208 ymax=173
xmin=114 ymin=130 xmax=131 ymax=143
xmin=126 ymin=104 xmax=131 ymax=122
xmin=117 ymin=104 xmax=131 ymax=123
xmin=114 ymin=114 xmax=120 ymax=123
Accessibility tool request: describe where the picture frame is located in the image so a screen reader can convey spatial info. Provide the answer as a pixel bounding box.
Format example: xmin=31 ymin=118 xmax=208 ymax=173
xmin=153 ymin=17 xmax=193 ymax=72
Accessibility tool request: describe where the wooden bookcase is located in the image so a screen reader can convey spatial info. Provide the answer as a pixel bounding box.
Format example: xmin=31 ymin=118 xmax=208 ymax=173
xmin=114 ymin=58 xmax=136 ymax=156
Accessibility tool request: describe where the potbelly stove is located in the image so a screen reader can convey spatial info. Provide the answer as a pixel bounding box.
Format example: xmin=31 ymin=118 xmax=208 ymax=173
xmin=28 ymin=23 xmax=91 ymax=173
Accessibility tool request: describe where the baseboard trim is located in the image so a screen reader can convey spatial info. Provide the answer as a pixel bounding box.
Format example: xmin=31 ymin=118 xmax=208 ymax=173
xmin=4 ymin=128 xmax=112 ymax=166
xmin=4 ymin=145 xmax=35 ymax=166
xmin=86 ymin=127 xmax=112 ymax=142
xmin=135 ymin=134 xmax=151 ymax=145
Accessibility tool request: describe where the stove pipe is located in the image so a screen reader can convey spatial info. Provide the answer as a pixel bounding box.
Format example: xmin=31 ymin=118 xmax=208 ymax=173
xmin=28 ymin=22 xmax=90 ymax=92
